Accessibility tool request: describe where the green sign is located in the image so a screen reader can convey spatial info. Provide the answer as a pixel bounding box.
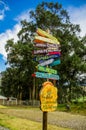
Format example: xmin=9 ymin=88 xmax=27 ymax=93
xmin=35 ymin=72 xmax=59 ymax=80
xmin=37 ymin=65 xmax=57 ymax=74
xmin=34 ymin=54 xmax=60 ymax=61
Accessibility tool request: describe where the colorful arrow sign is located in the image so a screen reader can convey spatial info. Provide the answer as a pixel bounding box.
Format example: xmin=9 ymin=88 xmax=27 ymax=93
xmin=34 ymin=43 xmax=60 ymax=48
xmin=34 ymin=36 xmax=60 ymax=44
xmin=38 ymin=59 xmax=54 ymax=66
xmin=37 ymin=65 xmax=57 ymax=74
xmin=36 ymin=28 xmax=59 ymax=43
xmin=48 ymin=51 xmax=61 ymax=55
xmin=34 ymin=54 xmax=60 ymax=61
xmin=34 ymin=49 xmax=61 ymax=55
xmin=35 ymin=72 xmax=60 ymax=80
xmin=33 ymin=49 xmax=47 ymax=54
xmin=50 ymin=59 xmax=61 ymax=66
xmin=33 ymin=43 xmax=47 ymax=48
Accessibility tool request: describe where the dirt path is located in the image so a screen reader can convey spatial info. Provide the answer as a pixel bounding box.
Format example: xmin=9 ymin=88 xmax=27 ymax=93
xmin=0 ymin=108 xmax=86 ymax=130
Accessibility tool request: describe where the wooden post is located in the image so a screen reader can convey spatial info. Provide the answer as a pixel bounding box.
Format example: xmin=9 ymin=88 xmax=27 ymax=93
xmin=42 ymin=66 xmax=49 ymax=130
xmin=43 ymin=111 xmax=47 ymax=130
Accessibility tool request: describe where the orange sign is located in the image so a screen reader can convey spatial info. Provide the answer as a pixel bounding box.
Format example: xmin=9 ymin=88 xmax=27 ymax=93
xmin=40 ymin=81 xmax=58 ymax=112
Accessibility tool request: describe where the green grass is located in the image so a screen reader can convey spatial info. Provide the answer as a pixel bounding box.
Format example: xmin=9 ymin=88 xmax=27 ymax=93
xmin=57 ymin=102 xmax=86 ymax=116
xmin=0 ymin=113 xmax=70 ymax=130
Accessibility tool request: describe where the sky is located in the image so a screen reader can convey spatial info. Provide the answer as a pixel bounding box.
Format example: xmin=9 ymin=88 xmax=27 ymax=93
xmin=0 ymin=0 xmax=86 ymax=72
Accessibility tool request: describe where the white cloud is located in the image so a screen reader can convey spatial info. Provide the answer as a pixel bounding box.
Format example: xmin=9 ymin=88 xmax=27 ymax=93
xmin=0 ymin=10 xmax=31 ymax=60
xmin=0 ymin=0 xmax=9 ymax=20
xmin=15 ymin=9 xmax=32 ymax=22
xmin=0 ymin=24 xmax=21 ymax=59
xmin=68 ymin=4 xmax=86 ymax=37
xmin=0 ymin=4 xmax=86 ymax=61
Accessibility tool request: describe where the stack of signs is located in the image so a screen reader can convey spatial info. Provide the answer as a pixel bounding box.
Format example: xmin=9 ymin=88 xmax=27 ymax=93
xmin=32 ymin=28 xmax=61 ymax=112
xmin=32 ymin=28 xmax=61 ymax=80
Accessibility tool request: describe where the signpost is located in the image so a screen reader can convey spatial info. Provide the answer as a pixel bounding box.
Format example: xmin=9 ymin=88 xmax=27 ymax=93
xmin=32 ymin=28 xmax=61 ymax=130
xmin=36 ymin=28 xmax=59 ymax=43
xmin=38 ymin=58 xmax=54 ymax=66
xmin=34 ymin=72 xmax=60 ymax=80
xmin=48 ymin=51 xmax=61 ymax=55
xmin=34 ymin=43 xmax=60 ymax=50
xmin=37 ymin=65 xmax=57 ymax=74
xmin=34 ymin=35 xmax=60 ymax=44
xmin=34 ymin=54 xmax=60 ymax=61
xmin=50 ymin=59 xmax=61 ymax=66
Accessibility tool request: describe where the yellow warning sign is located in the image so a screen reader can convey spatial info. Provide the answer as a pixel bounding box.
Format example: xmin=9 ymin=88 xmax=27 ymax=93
xmin=40 ymin=81 xmax=58 ymax=112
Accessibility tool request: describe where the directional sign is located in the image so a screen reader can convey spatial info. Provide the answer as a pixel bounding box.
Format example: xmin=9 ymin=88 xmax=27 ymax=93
xmin=50 ymin=59 xmax=61 ymax=66
xmin=47 ymin=43 xmax=60 ymax=48
xmin=33 ymin=49 xmax=47 ymax=54
xmin=34 ymin=54 xmax=60 ymax=61
xmin=37 ymin=28 xmax=59 ymax=43
xmin=35 ymin=72 xmax=60 ymax=80
xmin=33 ymin=43 xmax=47 ymax=48
xmin=38 ymin=59 xmax=54 ymax=66
xmin=34 ymin=36 xmax=60 ymax=44
xmin=48 ymin=51 xmax=61 ymax=55
xmin=34 ymin=49 xmax=60 ymax=55
xmin=34 ymin=43 xmax=60 ymax=49
xmin=37 ymin=65 xmax=57 ymax=74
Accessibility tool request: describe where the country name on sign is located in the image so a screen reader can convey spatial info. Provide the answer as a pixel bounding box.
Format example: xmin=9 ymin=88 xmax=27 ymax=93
xmin=47 ymin=43 xmax=61 ymax=48
xmin=37 ymin=65 xmax=57 ymax=74
xmin=34 ymin=49 xmax=60 ymax=55
xmin=47 ymin=48 xmax=60 ymax=52
xmin=38 ymin=59 xmax=54 ymax=66
xmin=34 ymin=36 xmax=60 ymax=44
xmin=34 ymin=43 xmax=60 ymax=49
xmin=34 ymin=54 xmax=60 ymax=61
xmin=33 ymin=49 xmax=47 ymax=54
xmin=33 ymin=43 xmax=47 ymax=48
xmin=50 ymin=59 xmax=61 ymax=66
xmin=35 ymin=72 xmax=60 ymax=80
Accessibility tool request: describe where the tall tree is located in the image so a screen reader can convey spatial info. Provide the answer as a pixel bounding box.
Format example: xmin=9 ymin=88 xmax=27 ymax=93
xmin=1 ymin=2 xmax=86 ymax=102
xmin=18 ymin=2 xmax=85 ymax=102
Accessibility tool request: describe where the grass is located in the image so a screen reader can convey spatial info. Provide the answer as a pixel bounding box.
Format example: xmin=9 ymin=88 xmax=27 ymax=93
xmin=0 ymin=113 xmax=70 ymax=130
xmin=0 ymin=100 xmax=86 ymax=130
xmin=57 ymin=102 xmax=86 ymax=116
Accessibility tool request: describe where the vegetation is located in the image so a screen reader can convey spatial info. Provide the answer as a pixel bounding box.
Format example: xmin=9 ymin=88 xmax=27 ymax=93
xmin=0 ymin=113 xmax=70 ymax=130
xmin=0 ymin=1 xmax=86 ymax=103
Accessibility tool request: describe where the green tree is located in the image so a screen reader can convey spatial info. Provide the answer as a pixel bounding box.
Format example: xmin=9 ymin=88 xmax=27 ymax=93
xmin=1 ymin=2 xmax=86 ymax=103
xmin=18 ymin=2 xmax=85 ymax=102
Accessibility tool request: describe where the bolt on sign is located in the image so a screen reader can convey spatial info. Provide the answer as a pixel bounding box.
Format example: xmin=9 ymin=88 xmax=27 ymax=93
xmin=40 ymin=81 xmax=58 ymax=112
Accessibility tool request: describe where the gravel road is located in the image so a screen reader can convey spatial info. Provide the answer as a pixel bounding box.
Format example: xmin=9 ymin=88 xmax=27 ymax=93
xmin=0 ymin=109 xmax=86 ymax=130
xmin=0 ymin=126 xmax=9 ymax=130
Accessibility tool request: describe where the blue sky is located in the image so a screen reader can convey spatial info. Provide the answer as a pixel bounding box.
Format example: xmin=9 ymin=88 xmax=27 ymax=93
xmin=0 ymin=0 xmax=86 ymax=72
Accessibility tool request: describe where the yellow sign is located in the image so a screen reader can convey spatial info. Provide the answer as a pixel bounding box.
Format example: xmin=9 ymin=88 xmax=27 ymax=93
xmin=37 ymin=28 xmax=59 ymax=42
xmin=34 ymin=35 xmax=60 ymax=44
xmin=40 ymin=81 xmax=58 ymax=112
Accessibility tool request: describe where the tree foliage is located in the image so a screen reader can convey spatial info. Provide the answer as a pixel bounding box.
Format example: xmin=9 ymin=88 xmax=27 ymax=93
xmin=1 ymin=2 xmax=86 ymax=102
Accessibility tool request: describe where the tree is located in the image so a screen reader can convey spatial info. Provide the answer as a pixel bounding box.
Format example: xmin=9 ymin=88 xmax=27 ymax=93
xmin=1 ymin=1 xmax=86 ymax=103
xmin=18 ymin=2 xmax=85 ymax=102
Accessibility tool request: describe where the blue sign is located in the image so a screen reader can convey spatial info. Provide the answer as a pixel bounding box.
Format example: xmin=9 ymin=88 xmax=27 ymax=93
xmin=35 ymin=72 xmax=60 ymax=80
xmin=50 ymin=59 xmax=61 ymax=66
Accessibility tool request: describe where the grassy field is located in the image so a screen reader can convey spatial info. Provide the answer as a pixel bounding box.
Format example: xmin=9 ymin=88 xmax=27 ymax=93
xmin=0 ymin=101 xmax=86 ymax=130
xmin=57 ymin=101 xmax=86 ymax=116
xmin=0 ymin=113 xmax=71 ymax=130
